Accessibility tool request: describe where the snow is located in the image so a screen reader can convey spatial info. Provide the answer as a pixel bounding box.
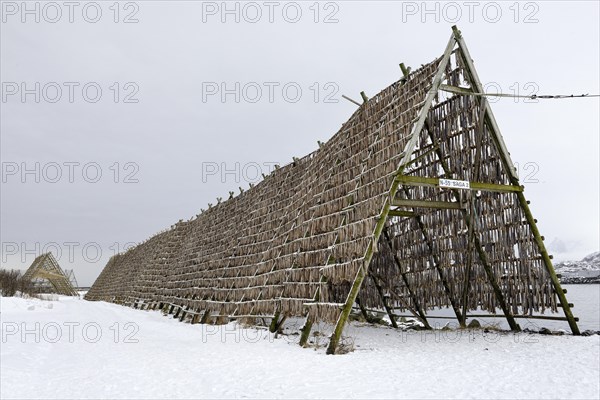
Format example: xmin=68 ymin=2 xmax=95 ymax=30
xmin=555 ymin=251 xmax=600 ymax=277
xmin=1 ymin=295 xmax=599 ymax=399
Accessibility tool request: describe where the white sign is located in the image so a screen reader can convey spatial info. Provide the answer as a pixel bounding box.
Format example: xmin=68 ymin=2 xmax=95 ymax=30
xmin=439 ymin=178 xmax=470 ymax=189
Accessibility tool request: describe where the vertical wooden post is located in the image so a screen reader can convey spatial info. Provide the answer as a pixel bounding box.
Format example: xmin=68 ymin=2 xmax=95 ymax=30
xmin=458 ymin=193 xmax=477 ymax=327
xmin=179 ymin=307 xmax=189 ymax=322
xmin=275 ymin=316 xmax=287 ymax=333
xmin=399 ymin=63 xmax=410 ymax=78
xmin=299 ymin=316 xmax=313 ymax=347
xmin=269 ymin=310 xmax=281 ymax=333
xmin=200 ymin=310 xmax=211 ymax=324
xmin=360 ymin=91 xmax=369 ymax=103
xmin=299 ymin=276 xmax=325 ymax=347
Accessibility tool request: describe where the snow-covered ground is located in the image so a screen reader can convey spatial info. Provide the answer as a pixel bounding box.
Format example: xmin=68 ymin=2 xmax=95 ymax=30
xmin=1 ymin=295 xmax=599 ymax=399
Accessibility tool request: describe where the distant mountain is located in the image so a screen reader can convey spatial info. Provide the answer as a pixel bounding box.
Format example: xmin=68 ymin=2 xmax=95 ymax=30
xmin=555 ymin=251 xmax=600 ymax=284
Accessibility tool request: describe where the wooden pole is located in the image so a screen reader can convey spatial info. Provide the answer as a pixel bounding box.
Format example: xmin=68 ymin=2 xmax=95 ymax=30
xmin=399 ymin=63 xmax=410 ymax=78
xmin=381 ymin=228 xmax=431 ymax=329
xmin=269 ymin=310 xmax=281 ymax=333
xmin=299 ymin=278 xmax=324 ymax=347
xmin=459 ymin=196 xmax=475 ymax=327
xmin=516 ymin=192 xmax=581 ymax=334
xmin=389 ymin=313 xmax=578 ymax=322
xmin=191 ymin=311 xmax=201 ymax=324
xmin=299 ymin=316 xmax=313 ymax=347
xmin=355 ymin=297 xmax=370 ymax=320
xmin=360 ymin=91 xmax=369 ymax=103
xmin=200 ymin=310 xmax=211 ymax=324
xmin=368 ymin=272 xmax=399 ymax=328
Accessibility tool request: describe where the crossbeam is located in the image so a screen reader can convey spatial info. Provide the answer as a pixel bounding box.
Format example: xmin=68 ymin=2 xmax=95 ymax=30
xmin=394 ymin=175 xmax=523 ymax=193
xmin=391 ymin=199 xmax=464 ymax=210
xmin=388 ymin=209 xmax=417 ymax=217
xmin=390 ymin=313 xmax=579 ymax=322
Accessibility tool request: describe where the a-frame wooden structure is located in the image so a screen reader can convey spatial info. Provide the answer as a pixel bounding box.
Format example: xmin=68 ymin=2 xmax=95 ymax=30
xmin=326 ymin=26 xmax=578 ymax=353
xmin=23 ymin=253 xmax=79 ymax=296
xmin=86 ymin=26 xmax=579 ymax=355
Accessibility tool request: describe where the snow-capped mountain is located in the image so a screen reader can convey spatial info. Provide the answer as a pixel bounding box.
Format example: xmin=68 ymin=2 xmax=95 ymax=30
xmin=555 ymin=251 xmax=600 ymax=284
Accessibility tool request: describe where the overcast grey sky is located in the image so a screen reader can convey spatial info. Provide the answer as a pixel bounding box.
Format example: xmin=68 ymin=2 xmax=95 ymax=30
xmin=1 ymin=0 xmax=599 ymax=286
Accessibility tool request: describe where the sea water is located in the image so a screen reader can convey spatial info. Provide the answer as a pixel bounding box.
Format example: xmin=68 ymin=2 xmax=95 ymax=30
xmin=400 ymin=284 xmax=599 ymax=333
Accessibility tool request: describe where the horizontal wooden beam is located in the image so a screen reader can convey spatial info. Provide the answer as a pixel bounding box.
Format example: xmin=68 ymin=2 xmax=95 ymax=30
xmin=390 ymin=312 xmax=579 ymax=322
xmin=391 ymin=199 xmax=464 ymax=210
xmin=439 ymin=83 xmax=474 ymax=96
xmin=394 ymin=175 xmax=523 ymax=193
xmin=35 ymin=270 xmax=69 ymax=280
xmin=388 ymin=209 xmax=417 ymax=218
xmin=465 ymin=314 xmax=579 ymax=322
